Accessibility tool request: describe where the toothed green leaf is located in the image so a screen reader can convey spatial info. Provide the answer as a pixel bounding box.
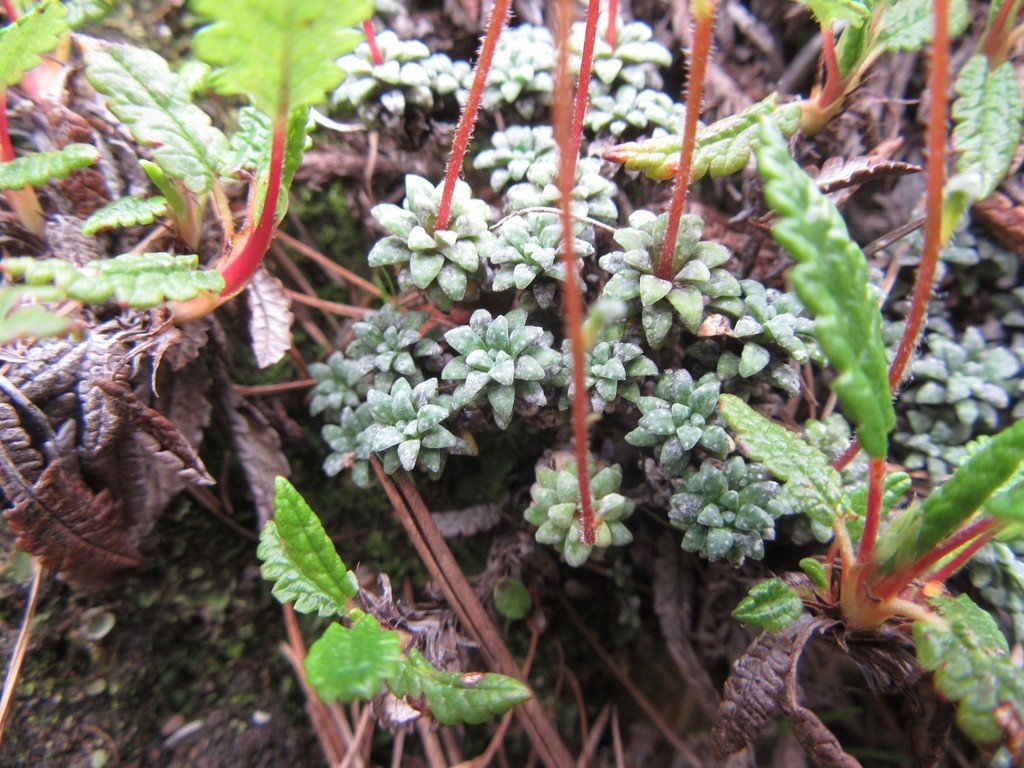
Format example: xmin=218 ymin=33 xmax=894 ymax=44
xmin=878 ymin=0 xmax=970 ymax=52
xmin=0 ymin=285 xmax=74 ymax=344
xmin=756 ymin=122 xmax=894 ymax=458
xmin=0 ymin=143 xmax=97 ymax=190
xmin=191 ymin=0 xmax=372 ymax=116
xmin=732 ymin=578 xmax=804 ymax=631
xmin=390 ymin=649 xmax=532 ymax=724
xmin=81 ymin=195 xmax=168 ymax=234
xmin=952 ymin=56 xmax=1023 ymax=200
xmin=915 ymin=594 xmax=1024 ymax=748
xmin=798 ymin=0 xmax=871 ymax=27
xmin=305 ymin=613 xmax=403 ymax=702
xmin=3 ymin=252 xmax=223 ymax=307
xmin=0 ymin=0 xmax=69 ymax=88
xmin=84 ymin=43 xmax=229 ymax=194
xmin=603 ymin=95 xmax=800 ymax=181
xmin=257 ymin=477 xmax=359 ymax=616
xmin=718 ymin=395 xmax=848 ymax=526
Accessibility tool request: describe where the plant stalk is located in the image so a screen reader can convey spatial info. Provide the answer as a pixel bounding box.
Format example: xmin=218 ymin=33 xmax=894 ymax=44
xmin=0 ymin=89 xmax=43 ymax=236
xmin=656 ymin=0 xmax=718 ymax=282
xmin=981 ymin=0 xmax=1022 ymax=64
xmin=554 ymin=0 xmax=596 ymax=544
xmin=887 ymin=0 xmax=950 ymax=392
xmin=856 ymin=456 xmax=886 ymax=565
xmin=921 ymin=529 xmax=998 ymax=586
xmin=362 ymin=19 xmax=384 ymax=67
xmin=606 ymin=0 xmax=618 ymax=46
xmin=569 ymin=0 xmax=601 ymax=163
xmin=434 ymin=0 xmax=511 ymax=232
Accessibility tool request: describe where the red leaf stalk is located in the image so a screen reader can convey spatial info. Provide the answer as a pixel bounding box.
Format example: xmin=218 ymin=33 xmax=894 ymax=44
xmin=856 ymin=456 xmax=886 ymax=565
xmin=921 ymin=528 xmax=997 ymax=586
xmin=818 ymin=23 xmax=843 ymax=107
xmin=363 ymin=19 xmax=384 ymax=67
xmin=434 ymin=0 xmax=511 ymax=232
xmin=2 ymin=0 xmax=16 ymax=21
xmin=554 ymin=0 xmax=596 ymax=544
xmin=606 ymin=0 xmax=618 ymax=46
xmin=656 ymin=0 xmax=718 ymax=282
xmin=981 ymin=0 xmax=1022 ymax=64
xmin=569 ymin=0 xmax=601 ymax=164
xmin=0 ymin=90 xmax=14 ymax=162
xmin=874 ymin=516 xmax=1001 ymax=601
xmin=887 ymin=0 xmax=949 ymax=392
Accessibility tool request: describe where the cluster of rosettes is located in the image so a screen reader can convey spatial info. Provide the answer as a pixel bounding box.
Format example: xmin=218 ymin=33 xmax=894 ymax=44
xmin=555 ymin=337 xmax=657 ymax=413
xmin=473 ymin=126 xmax=558 ymax=192
xmin=524 ymin=455 xmax=635 ymax=567
xmin=669 ymin=457 xmax=792 ymax=566
xmin=571 ymin=18 xmax=672 ymax=94
xmin=505 ymin=156 xmax=619 ymax=225
xmin=584 ymin=85 xmax=685 ymax=137
xmin=482 ymin=25 xmax=555 ymax=119
xmin=333 ymin=31 xmax=468 ymax=122
xmin=344 ymin=305 xmax=443 ymax=390
xmin=368 ymin=175 xmax=495 ymax=310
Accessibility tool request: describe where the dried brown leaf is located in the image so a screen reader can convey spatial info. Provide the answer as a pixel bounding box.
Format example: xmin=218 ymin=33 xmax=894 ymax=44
xmin=247 ymin=267 xmax=294 ymax=369
xmin=431 ymin=504 xmax=503 ymax=538
xmin=974 ymin=188 xmax=1024 ymax=258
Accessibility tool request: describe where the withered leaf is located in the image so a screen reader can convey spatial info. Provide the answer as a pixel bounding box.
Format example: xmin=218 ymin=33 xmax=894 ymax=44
xmin=247 ymin=266 xmax=294 ymax=369
xmin=816 ymin=156 xmax=921 ymax=197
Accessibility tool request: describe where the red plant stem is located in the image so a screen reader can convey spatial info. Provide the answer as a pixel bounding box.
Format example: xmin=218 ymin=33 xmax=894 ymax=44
xmin=362 ymin=19 xmax=384 ymax=67
xmin=887 ymin=0 xmax=949 ymax=393
xmin=554 ymin=0 xmax=595 ymax=544
xmin=922 ymin=529 xmax=997 ymax=587
xmin=218 ymin=120 xmax=286 ymax=298
xmin=569 ymin=0 xmax=601 ymax=164
xmin=0 ymin=90 xmax=14 ymax=162
xmin=2 ymin=0 xmax=17 ymax=21
xmin=981 ymin=0 xmax=1021 ymax=63
xmin=434 ymin=0 xmax=511 ymax=232
xmin=818 ymin=23 xmax=844 ymax=106
xmin=874 ymin=516 xmax=1001 ymax=600
xmin=857 ymin=456 xmax=886 ymax=565
xmin=833 ymin=439 xmax=859 ymax=470
xmin=606 ymin=0 xmax=618 ymax=46
xmin=656 ymin=0 xmax=718 ymax=281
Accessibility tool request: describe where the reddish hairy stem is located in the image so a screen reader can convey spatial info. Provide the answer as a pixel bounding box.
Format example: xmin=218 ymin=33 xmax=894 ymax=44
xmin=0 ymin=90 xmax=14 ymax=162
xmin=857 ymin=456 xmax=887 ymax=565
xmin=887 ymin=0 xmax=950 ymax=392
xmin=817 ymin=24 xmax=844 ymax=107
xmin=656 ymin=0 xmax=718 ymax=282
xmin=554 ymin=0 xmax=596 ymax=544
xmin=606 ymin=0 xmax=618 ymax=46
xmin=434 ymin=0 xmax=511 ymax=232
xmin=569 ymin=0 xmax=601 ymax=163
xmin=923 ymin=530 xmax=997 ymax=589
xmin=981 ymin=0 xmax=1021 ymax=63
xmin=832 ymin=439 xmax=859 ymax=470
xmin=874 ymin=516 xmax=1001 ymax=600
xmin=362 ymin=19 xmax=384 ymax=67
xmin=2 ymin=0 xmax=16 ymax=21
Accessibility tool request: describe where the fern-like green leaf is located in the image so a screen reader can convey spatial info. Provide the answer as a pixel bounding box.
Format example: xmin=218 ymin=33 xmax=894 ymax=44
xmin=878 ymin=0 xmax=969 ymax=52
xmin=603 ymin=95 xmax=800 ymax=181
xmin=84 ymin=43 xmax=229 ymax=194
xmin=390 ymin=649 xmax=532 ymax=725
xmin=256 ymin=477 xmax=358 ymax=617
xmin=732 ymin=578 xmax=804 ymax=631
xmin=305 ymin=613 xmax=404 ymax=702
xmin=719 ymin=394 xmax=848 ymax=526
xmin=0 ymin=0 xmax=69 ymax=87
xmin=0 ymin=285 xmax=73 ymax=344
xmin=0 ymin=143 xmax=97 ymax=190
xmin=191 ymin=0 xmax=372 ymax=117
xmin=952 ymin=56 xmax=1023 ymax=200
xmin=915 ymin=594 xmax=1024 ymax=747
xmin=797 ymin=0 xmax=871 ymax=27
xmin=756 ymin=122 xmax=894 ymax=458
xmin=82 ymin=195 xmax=168 ymax=234
xmin=4 ymin=252 xmax=223 ymax=307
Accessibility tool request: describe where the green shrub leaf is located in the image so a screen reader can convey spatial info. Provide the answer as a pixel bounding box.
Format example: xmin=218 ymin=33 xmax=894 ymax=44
xmin=732 ymin=578 xmax=804 ymax=631
xmin=915 ymin=594 xmax=1024 ymax=747
xmin=952 ymin=56 xmax=1023 ymax=200
xmin=603 ymin=95 xmax=800 ymax=181
xmin=0 ymin=0 xmax=69 ymax=87
xmin=390 ymin=649 xmax=532 ymax=725
xmin=797 ymin=0 xmax=871 ymax=27
xmin=799 ymin=557 xmax=829 ymax=590
xmin=878 ymin=0 xmax=969 ymax=52
xmin=82 ymin=195 xmax=168 ymax=234
xmin=191 ymin=0 xmax=372 ymax=117
xmin=256 ymin=476 xmax=358 ymax=616
xmin=0 ymin=285 xmax=73 ymax=344
xmin=719 ymin=394 xmax=848 ymax=526
xmin=305 ymin=613 xmax=404 ymax=702
xmin=3 ymin=252 xmax=223 ymax=307
xmin=84 ymin=43 xmax=229 ymax=194
xmin=756 ymin=122 xmax=894 ymax=457
xmin=0 ymin=143 xmax=97 ymax=190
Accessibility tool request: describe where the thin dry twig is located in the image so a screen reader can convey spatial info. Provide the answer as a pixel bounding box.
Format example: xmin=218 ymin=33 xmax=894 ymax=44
xmin=276 ymin=230 xmax=383 ymax=299
xmin=0 ymin=557 xmax=43 ymax=744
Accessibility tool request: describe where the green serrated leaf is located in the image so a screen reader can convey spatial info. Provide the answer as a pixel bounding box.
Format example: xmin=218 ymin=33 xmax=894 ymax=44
xmin=65 ymin=0 xmax=113 ymax=28
xmin=4 ymin=252 xmax=223 ymax=307
xmin=952 ymin=56 xmax=1023 ymax=200
xmin=878 ymin=0 xmax=970 ymax=52
xmin=82 ymin=195 xmax=168 ymax=234
xmin=228 ymin=107 xmax=310 ymax=221
xmin=191 ymin=0 xmax=372 ymax=117
xmin=603 ymin=95 xmax=801 ymax=181
xmin=389 ymin=649 xmax=532 ymax=725
xmin=719 ymin=394 xmax=848 ymax=526
xmin=914 ymin=594 xmax=1024 ymax=747
xmin=257 ymin=477 xmax=358 ymax=616
xmin=798 ymin=0 xmax=871 ymax=27
xmin=941 ymin=172 xmax=983 ymax=243
xmin=0 ymin=0 xmax=69 ymax=88
xmin=757 ymin=122 xmax=894 ymax=457
xmin=84 ymin=43 xmax=229 ymax=194
xmin=0 ymin=286 xmax=73 ymax=344
xmin=0 ymin=143 xmax=97 ymax=190
xmin=732 ymin=578 xmax=804 ymax=631
xmin=305 ymin=613 xmax=404 ymax=702
xmin=799 ymin=557 xmax=829 ymax=590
